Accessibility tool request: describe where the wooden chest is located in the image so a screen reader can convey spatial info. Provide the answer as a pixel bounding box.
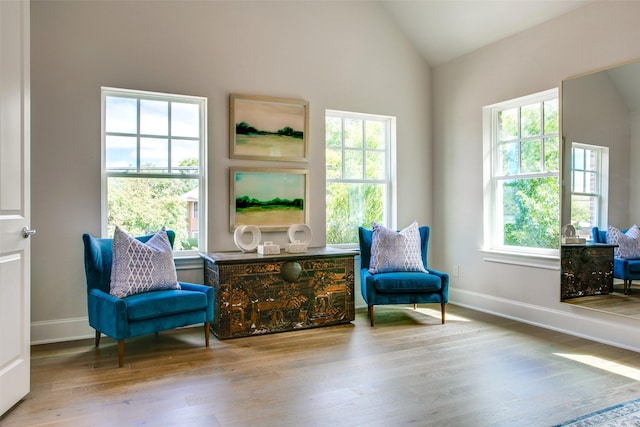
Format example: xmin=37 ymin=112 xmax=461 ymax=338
xmin=561 ymin=244 xmax=615 ymax=299
xmin=200 ymin=248 xmax=356 ymax=339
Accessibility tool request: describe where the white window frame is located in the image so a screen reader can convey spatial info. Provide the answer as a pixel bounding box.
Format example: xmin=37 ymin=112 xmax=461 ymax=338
xmin=325 ymin=109 xmax=397 ymax=248
xmin=570 ymin=142 xmax=609 ymax=235
xmin=482 ymin=88 xmax=560 ymax=268
xmin=101 ymin=87 xmax=207 ymax=258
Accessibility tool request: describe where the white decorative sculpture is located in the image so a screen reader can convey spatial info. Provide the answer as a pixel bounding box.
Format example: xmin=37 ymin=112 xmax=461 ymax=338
xmin=233 ymin=225 xmax=261 ymax=252
xmin=287 ymin=224 xmax=312 ymax=253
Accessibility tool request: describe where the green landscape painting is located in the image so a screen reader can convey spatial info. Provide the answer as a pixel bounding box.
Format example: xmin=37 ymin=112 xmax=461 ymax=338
xmin=231 ymin=95 xmax=308 ymax=160
xmin=232 ymin=168 xmax=307 ymax=230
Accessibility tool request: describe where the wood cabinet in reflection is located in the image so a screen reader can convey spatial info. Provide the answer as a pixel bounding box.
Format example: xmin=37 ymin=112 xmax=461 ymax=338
xmin=200 ymin=248 xmax=355 ymax=339
xmin=561 ymin=244 xmax=615 ymax=299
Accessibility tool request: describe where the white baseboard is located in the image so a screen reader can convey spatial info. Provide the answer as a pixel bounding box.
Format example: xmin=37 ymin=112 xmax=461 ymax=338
xmin=31 ymin=317 xmax=94 ymax=345
xmin=30 ymin=317 xmax=204 ymax=345
xmin=450 ymin=288 xmax=640 ymax=353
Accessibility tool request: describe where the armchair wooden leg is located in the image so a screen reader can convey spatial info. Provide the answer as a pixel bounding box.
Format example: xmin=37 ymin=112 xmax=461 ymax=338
xmin=117 ymin=340 xmax=124 ymax=368
xmin=441 ymin=303 xmax=446 ymax=324
xmin=204 ymin=322 xmax=210 ymax=347
xmin=368 ymin=305 xmax=374 ymax=327
xmin=95 ymin=330 xmax=101 ymax=347
xmin=414 ymin=303 xmax=417 ymax=310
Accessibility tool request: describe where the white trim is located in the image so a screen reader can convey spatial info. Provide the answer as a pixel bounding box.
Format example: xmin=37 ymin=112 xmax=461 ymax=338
xmin=482 ymin=88 xmax=560 ymax=256
xmin=174 ymin=256 xmax=204 ymax=270
xmin=450 ymin=288 xmax=640 ymax=353
xmin=479 ymin=248 xmax=559 ymax=270
xmin=569 ymin=142 xmax=609 ymax=231
xmin=325 ymin=110 xmax=397 ymax=241
xmin=31 ymin=317 xmax=94 ymax=345
xmin=30 ymin=317 xmax=204 ymax=345
xmin=100 ymin=87 xmax=207 ymax=254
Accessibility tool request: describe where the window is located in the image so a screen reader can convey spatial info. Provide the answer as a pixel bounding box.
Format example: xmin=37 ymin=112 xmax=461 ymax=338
xmin=325 ymin=110 xmax=396 ymax=245
xmin=570 ymin=143 xmax=609 ymax=239
xmin=483 ymin=89 xmax=559 ymax=257
xmin=102 ymin=87 xmax=206 ymax=255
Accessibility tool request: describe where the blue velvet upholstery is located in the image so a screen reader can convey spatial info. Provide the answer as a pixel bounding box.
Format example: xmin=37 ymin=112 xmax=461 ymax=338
xmin=358 ymin=225 xmax=449 ymax=326
xmin=82 ymin=231 xmax=214 ymax=367
xmin=592 ymin=226 xmax=640 ymax=294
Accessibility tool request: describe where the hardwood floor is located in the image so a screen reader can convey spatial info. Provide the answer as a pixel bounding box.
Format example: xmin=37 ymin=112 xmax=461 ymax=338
xmin=3 ymin=305 xmax=640 ymax=427
xmin=563 ymin=282 xmax=640 ymax=319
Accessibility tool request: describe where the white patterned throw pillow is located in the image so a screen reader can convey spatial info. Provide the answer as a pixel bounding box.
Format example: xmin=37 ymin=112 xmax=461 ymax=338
xmin=368 ymin=221 xmax=428 ymax=274
xmin=110 ymin=227 xmax=180 ymax=298
xmin=607 ymin=225 xmax=640 ymax=259
xmin=607 ymin=225 xmax=622 ymax=257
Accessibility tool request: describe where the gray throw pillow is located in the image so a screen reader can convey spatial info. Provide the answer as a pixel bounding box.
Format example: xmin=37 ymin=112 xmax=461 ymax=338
xmin=607 ymin=225 xmax=640 ymax=258
xmin=109 ymin=227 xmax=180 ymax=298
xmin=368 ymin=221 xmax=428 ymax=274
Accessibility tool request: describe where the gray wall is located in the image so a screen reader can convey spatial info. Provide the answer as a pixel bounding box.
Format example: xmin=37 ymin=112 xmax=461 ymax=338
xmin=433 ymin=1 xmax=640 ymax=351
xmin=30 ymin=1 xmax=433 ymax=342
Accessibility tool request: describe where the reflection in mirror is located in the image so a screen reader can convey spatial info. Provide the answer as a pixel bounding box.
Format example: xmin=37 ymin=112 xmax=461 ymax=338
xmin=561 ymin=58 xmax=640 ymax=318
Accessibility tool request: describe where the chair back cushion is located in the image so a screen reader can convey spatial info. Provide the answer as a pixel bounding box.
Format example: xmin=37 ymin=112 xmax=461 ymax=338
xmin=359 ymin=225 xmax=430 ymax=270
xmin=82 ymin=229 xmax=176 ymax=294
xmin=592 ymin=226 xmax=632 ymax=244
xmin=591 ymin=227 xmax=606 ymax=244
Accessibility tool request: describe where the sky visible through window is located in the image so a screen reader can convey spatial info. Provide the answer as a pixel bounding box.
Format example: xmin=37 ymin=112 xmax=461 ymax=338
xmin=105 ymin=96 xmax=200 ymax=172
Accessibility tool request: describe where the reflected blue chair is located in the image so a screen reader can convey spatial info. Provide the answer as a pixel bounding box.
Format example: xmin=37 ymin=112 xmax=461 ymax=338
xmin=82 ymin=230 xmax=214 ymax=367
xmin=358 ymin=226 xmax=449 ymax=326
xmin=592 ymin=226 xmax=640 ymax=294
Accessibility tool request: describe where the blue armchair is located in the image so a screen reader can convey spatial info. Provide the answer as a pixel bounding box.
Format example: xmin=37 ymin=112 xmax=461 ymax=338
xmin=358 ymin=225 xmax=449 ymax=326
xmin=592 ymin=226 xmax=640 ymax=294
xmin=82 ymin=230 xmax=214 ymax=367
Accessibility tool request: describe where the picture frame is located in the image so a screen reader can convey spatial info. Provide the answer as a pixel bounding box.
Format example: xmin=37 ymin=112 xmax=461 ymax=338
xmin=230 ymin=167 xmax=309 ymax=232
xmin=229 ymin=94 xmax=309 ymax=162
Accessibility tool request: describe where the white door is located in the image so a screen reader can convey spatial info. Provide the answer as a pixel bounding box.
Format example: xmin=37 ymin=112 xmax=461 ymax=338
xmin=0 ymin=0 xmax=31 ymax=416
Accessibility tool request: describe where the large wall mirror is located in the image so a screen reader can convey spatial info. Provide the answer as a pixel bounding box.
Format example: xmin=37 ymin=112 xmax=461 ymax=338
xmin=561 ymin=58 xmax=640 ymax=318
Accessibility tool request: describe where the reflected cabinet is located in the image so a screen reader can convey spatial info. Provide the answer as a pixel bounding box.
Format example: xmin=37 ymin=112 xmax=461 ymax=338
xmin=561 ymin=244 xmax=615 ymax=299
xmin=200 ymin=248 xmax=356 ymax=339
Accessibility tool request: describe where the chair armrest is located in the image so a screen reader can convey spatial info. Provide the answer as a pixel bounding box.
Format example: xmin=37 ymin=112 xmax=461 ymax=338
xmin=428 ymin=268 xmax=449 ymax=302
xmin=179 ymin=282 xmax=214 ymax=322
xmin=360 ymin=268 xmax=375 ymax=304
xmin=87 ymin=288 xmax=128 ymax=340
xmin=615 ymin=258 xmax=640 ymax=280
xmin=179 ymin=282 xmax=210 ymax=293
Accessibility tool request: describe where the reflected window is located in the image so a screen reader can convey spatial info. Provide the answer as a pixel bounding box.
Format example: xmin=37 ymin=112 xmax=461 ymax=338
xmin=570 ymin=143 xmax=609 ymax=238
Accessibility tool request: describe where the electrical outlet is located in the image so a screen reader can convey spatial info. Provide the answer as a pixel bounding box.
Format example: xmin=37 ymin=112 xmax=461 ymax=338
xmin=453 ymin=264 xmax=459 ymax=277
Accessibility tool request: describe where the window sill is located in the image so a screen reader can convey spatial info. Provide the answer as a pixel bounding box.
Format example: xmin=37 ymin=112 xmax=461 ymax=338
xmin=174 ymin=255 xmax=203 ymax=270
xmin=479 ymin=248 xmax=560 ymax=270
xmin=328 ymin=243 xmax=359 ymax=250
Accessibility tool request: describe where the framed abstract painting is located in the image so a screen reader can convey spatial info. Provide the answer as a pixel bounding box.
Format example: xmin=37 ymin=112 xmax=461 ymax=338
xmin=229 ymin=94 xmax=309 ymax=162
xmin=230 ymin=167 xmax=309 ymax=231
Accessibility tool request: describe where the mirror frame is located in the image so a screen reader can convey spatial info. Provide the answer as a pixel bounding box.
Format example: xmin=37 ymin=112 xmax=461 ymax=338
xmin=560 ymin=58 xmax=640 ymax=315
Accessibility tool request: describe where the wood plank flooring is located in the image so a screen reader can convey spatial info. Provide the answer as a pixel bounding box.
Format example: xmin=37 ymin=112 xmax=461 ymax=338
xmin=563 ymin=282 xmax=640 ymax=319
xmin=3 ymin=305 xmax=640 ymax=427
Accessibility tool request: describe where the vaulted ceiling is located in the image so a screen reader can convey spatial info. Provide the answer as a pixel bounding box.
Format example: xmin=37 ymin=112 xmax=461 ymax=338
xmin=379 ymin=0 xmax=594 ymax=67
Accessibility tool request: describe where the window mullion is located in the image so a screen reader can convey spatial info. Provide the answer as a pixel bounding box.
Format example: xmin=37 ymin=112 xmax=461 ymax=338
xmin=136 ymin=99 xmax=141 ymax=172
xmin=361 ymin=119 xmax=367 ymax=180
xmin=168 ymin=102 xmax=172 ymax=173
xmin=341 ymin=117 xmax=346 ymax=179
